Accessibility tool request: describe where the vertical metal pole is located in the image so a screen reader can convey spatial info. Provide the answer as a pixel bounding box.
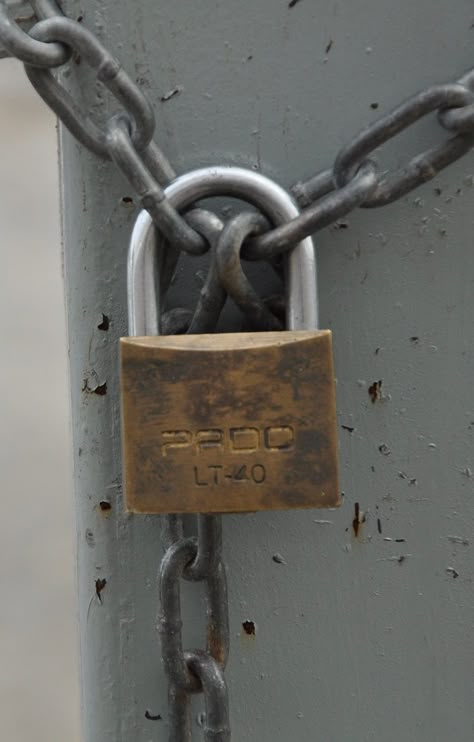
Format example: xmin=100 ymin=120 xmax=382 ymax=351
xmin=59 ymin=1 xmax=474 ymax=740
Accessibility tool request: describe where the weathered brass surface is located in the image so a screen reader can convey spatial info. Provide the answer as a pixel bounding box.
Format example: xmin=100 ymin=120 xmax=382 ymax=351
xmin=120 ymin=331 xmax=340 ymax=513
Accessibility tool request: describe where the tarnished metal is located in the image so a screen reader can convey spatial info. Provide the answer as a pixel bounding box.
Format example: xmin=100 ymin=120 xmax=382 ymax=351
xmin=26 ymin=16 xmax=155 ymax=153
xmin=216 ymin=211 xmax=281 ymax=330
xmin=159 ymin=539 xmax=204 ymax=693
xmin=159 ymin=531 xmax=230 ymax=741
xmin=159 ymin=535 xmax=229 ymax=679
xmin=0 ymin=0 xmax=59 ymax=58
xmin=0 ymin=1 xmax=67 ymax=65
xmin=168 ymin=684 xmax=192 ymax=742
xmin=333 ymin=83 xmax=474 ymax=207
xmin=158 ymin=205 xmax=225 ymax=335
xmin=249 ymin=161 xmax=378 ymax=258
xmin=121 ymin=167 xmax=340 ymax=516
xmin=5 ymin=4 xmax=473 ymax=261
xmin=121 ymin=330 xmax=340 ymax=513
xmin=438 ymin=70 xmax=474 ymax=134
xmin=184 ymin=651 xmax=230 ymax=742
xmin=185 ymin=209 xmax=227 ymax=334
xmin=157 ymin=496 xmax=229 ymax=740
xmin=105 ymin=116 xmax=208 ymax=255
xmin=291 ymin=167 xmax=334 ymax=208
xmin=30 ymin=0 xmax=61 ymax=20
xmin=127 ymin=166 xmax=318 ymax=331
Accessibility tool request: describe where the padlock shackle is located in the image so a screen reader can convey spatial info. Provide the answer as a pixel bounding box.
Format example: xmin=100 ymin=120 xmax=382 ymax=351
xmin=128 ymin=166 xmax=318 ymax=335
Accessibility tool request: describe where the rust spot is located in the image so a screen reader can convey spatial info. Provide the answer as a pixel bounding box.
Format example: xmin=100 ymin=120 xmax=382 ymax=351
xmin=368 ymin=380 xmax=382 ymax=403
xmin=242 ymin=620 xmax=256 ymax=636
xmin=370 ymin=102 xmax=379 ymax=110
xmin=145 ymin=711 xmax=162 ymax=721
xmin=95 ymin=578 xmax=107 ymax=603
xmin=208 ymin=621 xmax=227 ymax=665
xmin=352 ymin=502 xmax=366 ymax=537
xmin=121 ymin=196 xmax=134 ymax=206
xmin=97 ymin=314 xmax=109 ymax=331
xmin=99 ymin=500 xmax=112 ymax=512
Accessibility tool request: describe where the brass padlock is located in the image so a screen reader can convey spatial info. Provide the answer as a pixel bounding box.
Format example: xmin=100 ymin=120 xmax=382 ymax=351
xmin=120 ymin=167 xmax=339 ymax=514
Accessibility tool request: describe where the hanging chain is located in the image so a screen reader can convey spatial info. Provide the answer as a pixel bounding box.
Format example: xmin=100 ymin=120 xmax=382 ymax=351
xmin=2 ymin=3 xmax=474 ymax=740
xmin=160 ymin=514 xmax=230 ymax=742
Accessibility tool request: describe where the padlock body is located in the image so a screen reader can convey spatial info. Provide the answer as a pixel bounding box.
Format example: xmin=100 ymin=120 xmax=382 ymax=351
xmin=120 ymin=331 xmax=339 ymax=513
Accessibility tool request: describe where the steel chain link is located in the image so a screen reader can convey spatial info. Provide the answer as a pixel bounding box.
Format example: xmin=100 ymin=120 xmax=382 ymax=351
xmin=159 ymin=518 xmax=230 ymax=742
xmin=2 ymin=3 xmax=474 ymax=741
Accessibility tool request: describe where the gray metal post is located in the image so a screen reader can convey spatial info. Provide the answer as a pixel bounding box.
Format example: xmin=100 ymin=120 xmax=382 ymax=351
xmin=59 ymin=1 xmax=474 ymax=740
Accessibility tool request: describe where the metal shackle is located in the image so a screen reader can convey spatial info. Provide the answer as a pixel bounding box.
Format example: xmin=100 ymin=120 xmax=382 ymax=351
xmin=127 ymin=165 xmax=319 ymax=335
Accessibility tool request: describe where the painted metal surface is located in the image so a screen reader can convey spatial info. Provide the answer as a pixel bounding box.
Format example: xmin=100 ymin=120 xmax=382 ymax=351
xmin=59 ymin=1 xmax=474 ymax=739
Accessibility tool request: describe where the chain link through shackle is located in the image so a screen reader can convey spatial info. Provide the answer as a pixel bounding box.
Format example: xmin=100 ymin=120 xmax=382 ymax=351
xmin=1 ymin=1 xmax=474 ymax=264
xmin=2 ymin=2 xmax=474 ymax=741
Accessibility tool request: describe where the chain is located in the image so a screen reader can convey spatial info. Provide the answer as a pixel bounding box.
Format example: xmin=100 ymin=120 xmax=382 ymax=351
xmin=160 ymin=515 xmax=230 ymax=742
xmin=159 ymin=213 xmax=230 ymax=742
xmin=2 ymin=2 xmax=474 ymax=267
xmin=2 ymin=3 xmax=474 ymax=740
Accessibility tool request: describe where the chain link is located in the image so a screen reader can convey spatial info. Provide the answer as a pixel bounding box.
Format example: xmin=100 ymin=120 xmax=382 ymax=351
xmin=2 ymin=2 xmax=474 ymax=740
xmin=27 ymin=16 xmax=155 ymax=152
xmin=333 ymin=84 xmax=474 ymax=207
xmin=3 ymin=2 xmax=474 ymax=263
xmin=0 ymin=1 xmax=67 ymax=64
xmin=159 ymin=516 xmax=230 ymax=741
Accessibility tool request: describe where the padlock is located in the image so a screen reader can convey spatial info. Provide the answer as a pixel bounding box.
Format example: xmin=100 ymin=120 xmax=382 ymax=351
xmin=120 ymin=166 xmax=340 ymax=513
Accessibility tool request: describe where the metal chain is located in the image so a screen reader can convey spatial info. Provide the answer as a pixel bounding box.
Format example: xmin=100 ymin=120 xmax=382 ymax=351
xmin=159 ymin=213 xmax=231 ymax=742
xmin=2 ymin=2 xmax=474 ymax=265
xmin=2 ymin=3 xmax=474 ymax=740
xmin=159 ymin=517 xmax=230 ymax=742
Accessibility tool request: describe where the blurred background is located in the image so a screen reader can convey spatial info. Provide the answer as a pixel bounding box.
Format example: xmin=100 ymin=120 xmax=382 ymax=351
xmin=0 ymin=60 xmax=81 ymax=741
